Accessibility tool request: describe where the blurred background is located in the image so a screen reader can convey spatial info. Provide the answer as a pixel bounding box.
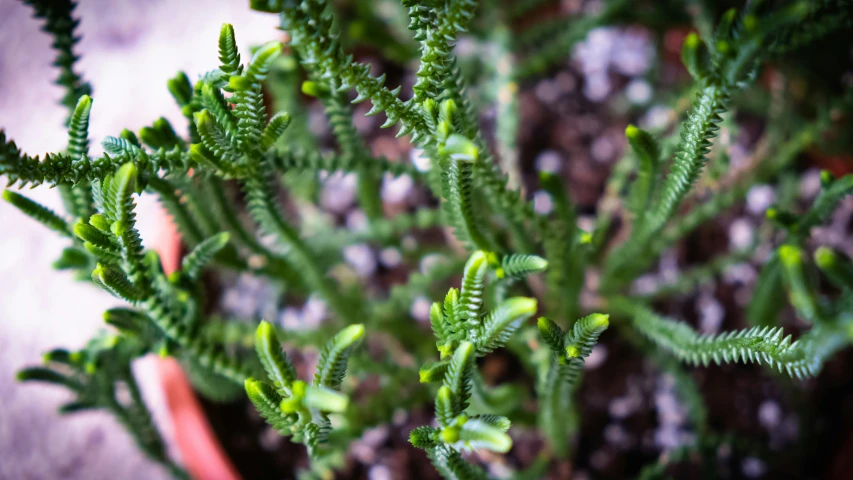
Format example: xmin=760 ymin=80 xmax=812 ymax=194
xmin=0 ymin=1 xmax=276 ymax=478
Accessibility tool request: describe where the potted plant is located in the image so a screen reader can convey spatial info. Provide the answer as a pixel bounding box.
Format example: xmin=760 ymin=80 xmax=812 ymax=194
xmin=4 ymin=0 xmax=853 ymax=478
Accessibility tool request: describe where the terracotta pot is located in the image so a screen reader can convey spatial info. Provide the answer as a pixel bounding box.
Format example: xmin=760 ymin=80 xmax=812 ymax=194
xmin=154 ymin=208 xmax=241 ymax=480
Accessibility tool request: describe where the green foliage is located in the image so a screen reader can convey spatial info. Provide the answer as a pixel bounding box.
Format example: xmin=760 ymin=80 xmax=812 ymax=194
xmin=496 ymin=254 xmax=547 ymax=279
xmin=778 ymin=244 xmax=821 ymax=323
xmin=64 ymin=95 xmax=96 ymax=218
xmin=20 ymin=1 xmax=96 ymax=218
xmin=255 ymin=320 xmax=299 ymax=394
xmin=313 ymin=324 xmax=365 ymax=390
xmin=3 ymin=1 xmax=853 ymax=479
xmin=18 ymin=334 xmax=188 ymax=479
xmin=643 ymin=81 xmax=729 ymax=239
xmin=412 ymin=251 xmax=536 ymax=474
xmin=537 ymin=314 xmax=609 ymax=455
xmin=180 ymin=232 xmax=230 ymax=281
xmin=624 ymin=124 xmax=661 ymax=229
xmin=246 ymin=321 xmax=362 ymax=456
xmin=218 ymin=23 xmax=243 ymax=81
xmin=22 ymin=0 xmax=92 ymax=113
xmin=746 ymin=254 xmax=786 ymax=327
xmin=427 ymin=444 xmax=490 ymax=480
xmin=605 ymin=5 xmax=815 ymax=285
xmin=438 ymin=129 xmax=494 ymax=251
xmin=425 ymin=251 xmax=539 ymax=360
xmin=792 ymin=173 xmax=853 ymax=235
xmin=617 ymin=300 xmax=851 ymax=379
xmin=815 ymin=247 xmax=853 ymax=292
xmin=539 ymin=171 xmax=582 ymax=320
xmin=2 ymin=190 xmax=70 ymax=236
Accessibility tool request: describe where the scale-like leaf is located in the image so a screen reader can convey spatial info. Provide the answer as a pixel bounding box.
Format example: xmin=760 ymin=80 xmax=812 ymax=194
xmin=476 ymin=297 xmax=537 ymax=354
xmin=313 ymin=324 xmax=365 ymax=390
xmin=457 ymin=416 xmax=512 ymax=453
xmin=254 ymin=321 xmax=297 ymax=395
xmin=3 ymin=190 xmax=70 ymax=236
xmin=442 ymin=342 xmax=475 ymax=418
xmin=181 ymin=232 xmax=230 ymax=281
